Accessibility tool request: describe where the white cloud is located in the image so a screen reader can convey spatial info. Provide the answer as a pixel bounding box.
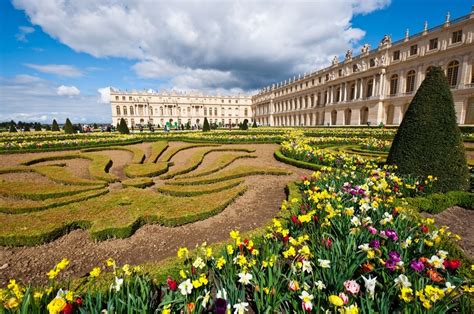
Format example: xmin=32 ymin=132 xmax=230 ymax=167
xmin=0 ymin=75 xmax=110 ymax=123
xmin=15 ymin=25 xmax=35 ymax=42
xmin=24 ymin=63 xmax=84 ymax=77
xmin=57 ymin=85 xmax=80 ymax=96
xmin=13 ymin=0 xmax=390 ymax=91
xmin=97 ymin=87 xmax=112 ymax=104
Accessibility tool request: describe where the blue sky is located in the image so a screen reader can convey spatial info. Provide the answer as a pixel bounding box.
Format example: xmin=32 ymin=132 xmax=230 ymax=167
xmin=0 ymin=0 xmax=471 ymax=123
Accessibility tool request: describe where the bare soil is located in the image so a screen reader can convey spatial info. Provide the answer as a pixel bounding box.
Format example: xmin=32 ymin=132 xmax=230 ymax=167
xmin=0 ymin=143 xmax=311 ymax=286
xmin=422 ymin=206 xmax=474 ymax=259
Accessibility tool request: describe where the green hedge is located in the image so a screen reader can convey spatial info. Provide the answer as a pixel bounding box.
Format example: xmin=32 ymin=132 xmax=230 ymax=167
xmin=124 ymin=162 xmax=169 ymax=178
xmin=273 ymin=149 xmax=323 ymax=171
xmin=0 ymin=189 xmax=109 ymax=214
xmin=122 ymin=177 xmax=154 ymax=188
xmin=0 ymin=140 xmax=142 ymax=154
xmin=403 ymin=191 xmax=474 ymax=214
xmin=156 ymin=179 xmax=243 ymax=196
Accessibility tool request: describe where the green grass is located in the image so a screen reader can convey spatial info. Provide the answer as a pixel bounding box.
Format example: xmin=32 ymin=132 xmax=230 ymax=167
xmin=122 ymin=177 xmax=154 ymax=188
xmin=147 ymin=141 xmax=169 ymax=163
xmin=124 ymin=162 xmax=169 ymax=178
xmin=166 ymin=165 xmax=290 ymax=185
xmin=160 ymin=147 xmax=256 ymax=179
xmin=0 ymin=181 xmax=104 ymax=200
xmin=32 ymin=165 xmax=107 ymax=186
xmin=0 ymin=185 xmax=246 ymax=246
xmin=156 ymin=179 xmax=243 ymax=196
xmin=0 ymin=188 xmax=108 ymax=214
xmin=177 ymin=153 xmax=257 ymax=179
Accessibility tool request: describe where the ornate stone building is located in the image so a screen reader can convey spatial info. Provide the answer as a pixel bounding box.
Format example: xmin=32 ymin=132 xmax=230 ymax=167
xmin=252 ymin=9 xmax=474 ymax=126
xmin=110 ymin=90 xmax=251 ymax=128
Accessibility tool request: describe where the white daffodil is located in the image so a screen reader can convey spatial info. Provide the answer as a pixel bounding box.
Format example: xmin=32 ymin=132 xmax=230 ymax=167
xmin=233 ymin=302 xmax=249 ymax=314
xmin=238 ymin=272 xmax=253 ymax=285
xmin=193 ymin=257 xmax=205 ymax=269
xmin=315 ymin=280 xmax=326 ymax=290
xmin=178 ymin=279 xmax=193 ymax=296
xmin=318 ymin=259 xmax=331 ymax=268
xmin=110 ymin=277 xmax=124 ymax=292
xmin=394 ymin=274 xmax=411 ymax=288
xmin=302 ymin=260 xmax=313 ymax=273
xmin=428 ymin=255 xmax=444 ymax=269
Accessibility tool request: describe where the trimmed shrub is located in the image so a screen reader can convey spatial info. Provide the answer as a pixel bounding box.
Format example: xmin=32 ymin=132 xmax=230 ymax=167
xmin=386 ymin=67 xmax=469 ymax=192
xmin=64 ymin=118 xmax=74 ymax=134
xmin=202 ymin=117 xmax=210 ymax=132
xmin=9 ymin=124 xmax=17 ymax=133
xmin=24 ymin=124 xmax=30 ymax=132
xmin=118 ymin=118 xmax=130 ymax=134
xmin=51 ymin=119 xmax=60 ymax=131
xmin=252 ymin=120 xmax=258 ymax=128
xmin=34 ymin=123 xmax=42 ymax=131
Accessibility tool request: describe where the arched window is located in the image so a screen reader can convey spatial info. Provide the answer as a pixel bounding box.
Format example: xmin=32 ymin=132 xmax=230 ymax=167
xmin=123 ymin=106 xmax=127 ymax=115
xmin=406 ymin=70 xmax=416 ymax=93
xmin=160 ymin=107 xmax=164 ymax=116
xmin=116 ymin=106 xmax=121 ymax=115
xmin=366 ymin=79 xmax=374 ymax=98
xmin=390 ymin=74 xmax=398 ymax=96
xmin=214 ymin=108 xmax=217 ymax=116
xmin=447 ymin=60 xmax=459 ymax=87
xmin=336 ymin=88 xmax=341 ymax=102
xmin=244 ymin=108 xmax=248 ymax=116
xmin=204 ymin=108 xmax=207 ymax=116
xmin=150 ymin=107 xmax=153 ymax=115
xmin=130 ymin=106 xmax=134 ymax=115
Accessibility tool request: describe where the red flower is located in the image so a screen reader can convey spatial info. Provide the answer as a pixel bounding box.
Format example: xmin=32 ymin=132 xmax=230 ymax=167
xmin=75 ymin=297 xmax=83 ymax=306
xmin=283 ymin=235 xmax=289 ymax=243
xmin=313 ymin=215 xmax=319 ymax=223
xmin=167 ymin=276 xmax=177 ymax=291
xmin=62 ymin=303 xmax=74 ymax=314
xmin=291 ymin=216 xmax=299 ymax=224
xmin=443 ymin=259 xmax=461 ymax=271
xmin=421 ymin=225 xmax=429 ymax=234
xmin=321 ymin=238 xmax=332 ymax=248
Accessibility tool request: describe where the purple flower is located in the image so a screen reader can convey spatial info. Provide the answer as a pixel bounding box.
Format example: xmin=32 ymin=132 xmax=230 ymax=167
xmin=215 ymin=298 xmax=227 ymax=314
xmin=388 ymin=251 xmax=401 ymax=262
xmin=410 ymin=260 xmax=425 ymax=272
xmin=385 ymin=259 xmax=397 ymax=271
xmin=385 ymin=229 xmax=399 ymax=241
xmin=369 ymin=239 xmax=380 ymax=249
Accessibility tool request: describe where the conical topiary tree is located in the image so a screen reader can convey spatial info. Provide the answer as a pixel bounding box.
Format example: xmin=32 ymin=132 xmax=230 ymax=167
xmin=24 ymin=124 xmax=30 ymax=132
xmin=252 ymin=120 xmax=258 ymax=128
xmin=52 ymin=119 xmax=60 ymax=131
xmin=9 ymin=124 xmax=17 ymax=133
xmin=118 ymin=118 xmax=130 ymax=134
xmin=34 ymin=123 xmax=42 ymax=131
xmin=64 ymin=118 xmax=74 ymax=134
xmin=202 ymin=117 xmax=210 ymax=132
xmin=386 ymin=66 xmax=469 ymax=192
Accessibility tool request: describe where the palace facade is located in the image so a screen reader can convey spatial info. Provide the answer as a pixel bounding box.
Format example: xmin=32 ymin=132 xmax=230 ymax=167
xmin=252 ymin=9 xmax=474 ymax=126
xmin=110 ymin=91 xmax=252 ymax=128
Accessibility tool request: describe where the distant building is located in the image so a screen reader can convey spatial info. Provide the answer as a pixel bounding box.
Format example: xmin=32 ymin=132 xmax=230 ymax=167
xmin=252 ymin=8 xmax=474 ymax=126
xmin=110 ymin=90 xmax=252 ymax=128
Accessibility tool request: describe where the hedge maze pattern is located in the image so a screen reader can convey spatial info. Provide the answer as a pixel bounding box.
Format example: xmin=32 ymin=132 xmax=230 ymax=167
xmin=0 ymin=141 xmax=290 ymax=246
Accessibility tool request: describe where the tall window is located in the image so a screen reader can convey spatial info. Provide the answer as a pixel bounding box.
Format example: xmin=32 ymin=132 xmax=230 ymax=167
xmin=116 ymin=106 xmax=121 ymax=115
xmin=410 ymin=44 xmax=418 ymax=56
xmin=429 ymin=38 xmax=438 ymax=50
xmin=130 ymin=106 xmax=134 ymax=115
xmin=393 ymin=50 xmax=400 ymax=61
xmin=369 ymin=58 xmax=375 ymax=67
xmin=452 ymin=30 xmax=462 ymax=44
xmin=336 ymin=88 xmax=341 ymax=102
xmin=447 ymin=60 xmax=459 ymax=87
xmin=317 ymin=92 xmax=321 ymax=106
xmin=390 ymin=74 xmax=398 ymax=96
xmin=244 ymin=108 xmax=248 ymax=116
xmin=123 ymin=106 xmax=127 ymax=115
xmin=350 ymin=83 xmax=356 ymax=100
xmin=406 ymin=70 xmax=416 ymax=93
xmin=204 ymin=108 xmax=207 ymax=115
xmin=366 ymin=79 xmax=374 ymax=98
xmin=471 ymin=64 xmax=474 ymax=84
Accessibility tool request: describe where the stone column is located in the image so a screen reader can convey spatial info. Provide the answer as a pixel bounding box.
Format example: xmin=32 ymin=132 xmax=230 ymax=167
xmin=343 ymin=82 xmax=347 ymax=102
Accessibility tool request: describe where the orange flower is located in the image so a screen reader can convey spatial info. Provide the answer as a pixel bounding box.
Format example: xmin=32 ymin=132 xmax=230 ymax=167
xmin=419 ymin=257 xmax=428 ymax=264
xmin=361 ymin=262 xmax=374 ymax=272
xmin=186 ymin=302 xmax=195 ymax=313
xmin=427 ymin=269 xmax=444 ymax=283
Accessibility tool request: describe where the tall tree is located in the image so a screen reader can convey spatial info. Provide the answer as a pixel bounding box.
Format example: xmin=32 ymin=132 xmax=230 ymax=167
xmin=202 ymin=117 xmax=211 ymax=132
xmin=118 ymin=118 xmax=130 ymax=134
xmin=64 ymin=118 xmax=74 ymax=134
xmin=386 ymin=67 xmax=469 ymax=192
xmin=52 ymin=119 xmax=60 ymax=131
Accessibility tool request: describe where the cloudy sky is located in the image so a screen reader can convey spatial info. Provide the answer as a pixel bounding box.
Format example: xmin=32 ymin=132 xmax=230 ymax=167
xmin=0 ymin=0 xmax=469 ymax=123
